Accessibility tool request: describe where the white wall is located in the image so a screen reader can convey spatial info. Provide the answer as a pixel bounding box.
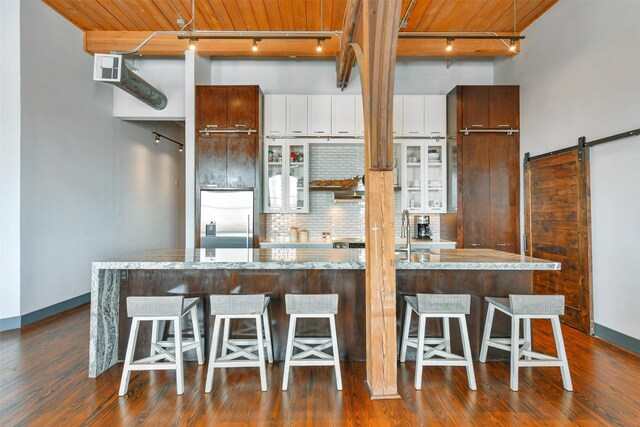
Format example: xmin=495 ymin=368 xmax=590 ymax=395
xmin=494 ymin=1 xmax=640 ymax=339
xmin=113 ymin=58 xmax=186 ymax=120
xmin=0 ymin=0 xmax=22 ymax=321
xmin=210 ymin=58 xmax=493 ymax=94
xmin=17 ymin=1 xmax=185 ymax=315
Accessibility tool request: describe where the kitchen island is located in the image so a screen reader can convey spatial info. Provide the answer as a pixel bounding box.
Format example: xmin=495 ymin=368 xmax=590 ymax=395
xmin=89 ymin=248 xmax=560 ymax=377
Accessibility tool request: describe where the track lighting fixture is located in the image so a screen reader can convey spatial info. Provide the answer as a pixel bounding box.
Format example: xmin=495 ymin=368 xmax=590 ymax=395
xmin=316 ymin=39 xmax=323 ymax=52
xmin=509 ymin=38 xmax=517 ymax=52
xmin=152 ymin=131 xmax=184 ymax=153
xmin=445 ymin=38 xmax=453 ymax=52
xmin=188 ymin=39 xmax=196 ymax=51
xmin=252 ymin=39 xmax=259 ymax=52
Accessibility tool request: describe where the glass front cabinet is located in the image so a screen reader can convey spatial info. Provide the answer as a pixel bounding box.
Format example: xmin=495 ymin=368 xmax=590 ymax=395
xmin=264 ymin=140 xmax=309 ymax=213
xmin=401 ymin=140 xmax=447 ymax=213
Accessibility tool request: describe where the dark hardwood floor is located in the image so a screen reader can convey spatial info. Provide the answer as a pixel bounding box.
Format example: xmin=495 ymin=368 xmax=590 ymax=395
xmin=1 ymin=304 xmax=639 ymax=426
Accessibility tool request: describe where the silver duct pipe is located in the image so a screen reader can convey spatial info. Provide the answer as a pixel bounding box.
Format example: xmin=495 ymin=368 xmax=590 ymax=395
xmin=110 ymin=64 xmax=167 ymax=110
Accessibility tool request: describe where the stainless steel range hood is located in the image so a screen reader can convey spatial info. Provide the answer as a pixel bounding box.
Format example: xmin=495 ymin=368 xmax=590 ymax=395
xmin=333 ymin=189 xmax=365 ymax=203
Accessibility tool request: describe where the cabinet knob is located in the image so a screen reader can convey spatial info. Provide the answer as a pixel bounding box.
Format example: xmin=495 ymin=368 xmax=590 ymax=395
xmin=314 ymin=131 xmax=325 ymax=134
xmin=338 ymin=131 xmax=348 ymax=134
xmin=471 ymin=124 xmax=484 ymax=127
xmin=292 ymin=131 xmax=302 ymax=134
xmin=498 ymin=124 xmax=510 ymax=128
xmin=496 ymin=243 xmax=510 ymax=247
xmin=470 ymin=243 xmax=481 ymax=247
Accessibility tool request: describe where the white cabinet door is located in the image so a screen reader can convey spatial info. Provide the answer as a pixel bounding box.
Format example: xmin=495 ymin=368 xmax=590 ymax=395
xmin=263 ymin=140 xmax=309 ymax=213
xmin=264 ymin=95 xmax=286 ymax=136
xmin=307 ymin=95 xmax=332 ymax=135
xmin=286 ymin=95 xmax=308 ymax=135
xmin=401 ymin=141 xmax=426 ymax=212
xmin=332 ymin=95 xmax=356 ymax=135
xmin=425 ymin=95 xmax=446 ymax=137
xmin=393 ymin=96 xmax=403 ymax=136
xmin=402 ymin=95 xmax=425 ymax=136
xmin=424 ymin=140 xmax=447 ymax=212
xmin=355 ymin=95 xmax=364 ymax=136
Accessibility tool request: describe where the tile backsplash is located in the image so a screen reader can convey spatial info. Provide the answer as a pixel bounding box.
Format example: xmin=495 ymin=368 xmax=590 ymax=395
xmin=264 ymin=143 xmax=440 ymax=240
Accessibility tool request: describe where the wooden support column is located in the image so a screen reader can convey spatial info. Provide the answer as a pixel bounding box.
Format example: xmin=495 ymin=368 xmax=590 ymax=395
xmin=344 ymin=0 xmax=402 ymax=399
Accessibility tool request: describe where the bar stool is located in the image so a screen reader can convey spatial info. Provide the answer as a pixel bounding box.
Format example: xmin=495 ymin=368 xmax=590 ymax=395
xmin=479 ymin=295 xmax=572 ymax=391
xmin=282 ymin=294 xmax=342 ymax=391
xmin=205 ymin=294 xmax=273 ymax=392
xmin=399 ymin=294 xmax=476 ymax=390
xmin=119 ymin=296 xmax=203 ymax=396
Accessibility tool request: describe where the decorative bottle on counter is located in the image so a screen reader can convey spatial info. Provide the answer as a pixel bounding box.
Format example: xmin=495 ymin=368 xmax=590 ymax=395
xmin=289 ymin=226 xmax=299 ymax=242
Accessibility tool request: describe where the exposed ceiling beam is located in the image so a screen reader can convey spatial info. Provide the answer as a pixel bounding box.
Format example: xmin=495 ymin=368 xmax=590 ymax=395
xmin=85 ymin=31 xmax=520 ymax=58
xmin=336 ymin=0 xmax=362 ymax=88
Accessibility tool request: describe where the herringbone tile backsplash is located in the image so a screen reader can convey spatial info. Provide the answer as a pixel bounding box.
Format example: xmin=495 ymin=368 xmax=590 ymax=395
xmin=264 ymin=144 xmax=440 ymax=241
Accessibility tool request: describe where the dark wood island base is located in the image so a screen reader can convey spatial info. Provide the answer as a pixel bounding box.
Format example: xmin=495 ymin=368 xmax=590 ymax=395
xmin=119 ymin=269 xmax=531 ymax=362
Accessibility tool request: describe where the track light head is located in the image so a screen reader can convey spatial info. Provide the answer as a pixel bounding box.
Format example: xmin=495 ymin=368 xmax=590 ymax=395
xmin=316 ymin=39 xmax=323 ymax=52
xmin=154 ymin=134 xmax=160 ymax=144
xmin=252 ymin=39 xmax=258 ymax=52
xmin=188 ymin=39 xmax=196 ymax=51
xmin=509 ymin=39 xmax=517 ymax=52
xmin=178 ymin=145 xmax=183 ymax=152
xmin=445 ymin=38 xmax=453 ymax=52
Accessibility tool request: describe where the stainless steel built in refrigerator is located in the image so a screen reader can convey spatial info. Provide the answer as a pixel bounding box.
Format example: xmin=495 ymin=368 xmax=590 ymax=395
xmin=200 ymin=190 xmax=254 ymax=248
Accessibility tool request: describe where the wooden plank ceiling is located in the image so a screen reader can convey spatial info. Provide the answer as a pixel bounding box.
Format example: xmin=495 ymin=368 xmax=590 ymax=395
xmin=43 ymin=0 xmax=558 ymax=57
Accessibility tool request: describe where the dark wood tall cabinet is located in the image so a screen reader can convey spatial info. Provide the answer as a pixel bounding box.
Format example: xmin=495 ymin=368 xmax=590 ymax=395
xmin=195 ymin=85 xmax=262 ymax=247
xmin=443 ymin=86 xmax=520 ymax=253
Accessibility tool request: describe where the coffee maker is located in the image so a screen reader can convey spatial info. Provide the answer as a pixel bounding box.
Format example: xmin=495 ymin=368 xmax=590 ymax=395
xmin=415 ymin=215 xmax=431 ymax=240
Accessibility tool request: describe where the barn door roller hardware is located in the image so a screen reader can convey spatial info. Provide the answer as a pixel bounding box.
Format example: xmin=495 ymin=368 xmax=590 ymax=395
xmin=523 ymin=127 xmax=640 ymax=170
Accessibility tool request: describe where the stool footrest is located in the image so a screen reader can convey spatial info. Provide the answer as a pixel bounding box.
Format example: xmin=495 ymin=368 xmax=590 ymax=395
xmin=129 ymin=362 xmax=178 ymax=371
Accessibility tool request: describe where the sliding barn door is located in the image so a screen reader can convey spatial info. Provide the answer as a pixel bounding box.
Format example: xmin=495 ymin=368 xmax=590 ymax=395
xmin=524 ymin=150 xmax=593 ymax=333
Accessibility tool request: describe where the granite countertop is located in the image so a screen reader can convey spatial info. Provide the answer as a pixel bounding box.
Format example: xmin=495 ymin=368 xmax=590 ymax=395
xmin=93 ymin=248 xmax=560 ymax=271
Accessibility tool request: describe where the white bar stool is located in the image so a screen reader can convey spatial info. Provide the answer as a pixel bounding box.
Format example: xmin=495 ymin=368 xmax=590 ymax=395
xmin=119 ymin=296 xmax=203 ymax=396
xmin=399 ymin=294 xmax=476 ymax=390
xmin=479 ymin=294 xmax=572 ymax=391
xmin=282 ymin=294 xmax=342 ymax=391
xmin=205 ymin=294 xmax=273 ymax=392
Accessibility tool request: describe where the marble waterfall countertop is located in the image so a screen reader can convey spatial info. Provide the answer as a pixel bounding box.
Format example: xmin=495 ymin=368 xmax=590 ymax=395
xmin=89 ymin=248 xmax=559 ymax=378
xmin=92 ymin=248 xmax=560 ymax=271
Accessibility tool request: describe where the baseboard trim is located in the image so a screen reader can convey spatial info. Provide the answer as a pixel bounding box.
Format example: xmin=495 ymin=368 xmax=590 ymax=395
xmin=0 ymin=316 xmax=21 ymax=332
xmin=0 ymin=293 xmax=91 ymax=332
xmin=594 ymin=323 xmax=640 ymax=355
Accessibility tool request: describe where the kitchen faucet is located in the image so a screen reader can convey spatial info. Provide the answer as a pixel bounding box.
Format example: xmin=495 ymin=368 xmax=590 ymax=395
xmin=399 ymin=209 xmax=412 ymax=257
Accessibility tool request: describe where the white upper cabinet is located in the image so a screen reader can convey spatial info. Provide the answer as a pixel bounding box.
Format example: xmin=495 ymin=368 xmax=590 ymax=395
xmin=307 ymin=95 xmax=332 ymax=135
xmin=331 ymin=95 xmax=356 ymax=135
xmin=425 ymin=95 xmax=446 ymax=137
xmin=355 ymin=95 xmax=364 ymax=136
xmin=264 ymin=95 xmax=287 ymax=136
xmin=286 ymin=95 xmax=308 ymax=135
xmin=402 ymin=95 xmax=425 ymax=136
xmin=393 ymin=96 xmax=403 ymax=136
xmin=265 ymin=94 xmax=446 ymax=139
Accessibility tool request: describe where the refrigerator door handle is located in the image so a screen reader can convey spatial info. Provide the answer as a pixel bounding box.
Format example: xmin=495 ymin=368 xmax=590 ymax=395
xmin=247 ymin=215 xmax=251 ymax=248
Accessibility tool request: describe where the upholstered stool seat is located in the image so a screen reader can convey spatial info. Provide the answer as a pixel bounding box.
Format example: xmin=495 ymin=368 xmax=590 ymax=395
xmin=479 ymin=294 xmax=572 ymax=391
xmin=282 ymin=294 xmax=342 ymax=391
xmin=205 ymin=294 xmax=273 ymax=392
xmin=399 ymin=294 xmax=476 ymax=390
xmin=119 ymin=296 xmax=203 ymax=396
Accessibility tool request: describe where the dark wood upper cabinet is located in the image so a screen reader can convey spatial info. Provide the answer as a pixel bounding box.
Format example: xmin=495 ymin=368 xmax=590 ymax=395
xmin=461 ymin=86 xmax=490 ymax=129
xmin=489 ymin=86 xmax=519 ymax=129
xmin=447 ymin=85 xmax=520 ymax=254
xmin=197 ymin=136 xmax=227 ymax=187
xmin=488 ymin=135 xmax=519 ymax=250
xmin=460 ymin=135 xmax=491 ymax=248
xmin=227 ymin=86 xmax=258 ymax=130
xmin=196 ymin=86 xmax=227 ymax=129
xmin=226 ymin=135 xmax=257 ymax=188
